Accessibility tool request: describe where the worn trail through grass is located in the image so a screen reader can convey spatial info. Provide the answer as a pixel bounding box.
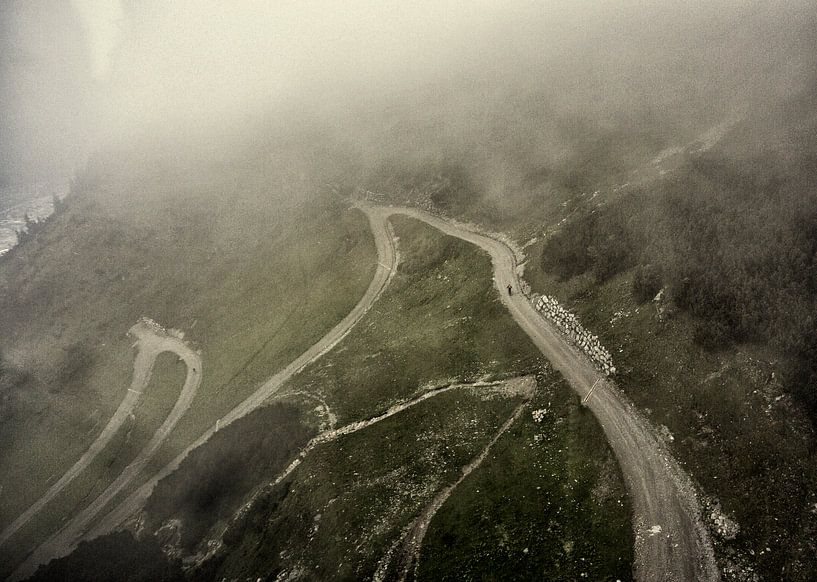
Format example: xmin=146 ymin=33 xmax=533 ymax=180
xmin=276 ymin=378 xmax=532 ymax=488
xmin=202 ymin=377 xmax=536 ymax=567
xmin=373 ymin=392 xmax=532 ymax=582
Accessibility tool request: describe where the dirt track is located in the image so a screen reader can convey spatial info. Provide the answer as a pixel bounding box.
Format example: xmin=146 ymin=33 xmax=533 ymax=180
xmin=375 ymin=205 xmax=719 ymax=582
xmin=0 ymin=324 xmax=162 ymax=548
xmin=374 ymin=390 xmax=533 ymax=582
xmin=26 ymin=207 xmax=399 ymax=569
xmin=275 ymin=378 xmax=532 ymax=492
xmin=10 ymin=321 xmax=202 ymax=581
xmin=15 ymin=204 xmax=717 ymax=581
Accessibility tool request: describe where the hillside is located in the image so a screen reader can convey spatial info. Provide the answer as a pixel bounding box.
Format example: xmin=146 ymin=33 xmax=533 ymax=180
xmin=1 ymin=4 xmax=815 ymax=579
xmin=367 ymin=85 xmax=817 ymax=579
xmin=19 ymin=211 xmax=633 ymax=582
xmin=0 ymin=142 xmax=376 ymax=576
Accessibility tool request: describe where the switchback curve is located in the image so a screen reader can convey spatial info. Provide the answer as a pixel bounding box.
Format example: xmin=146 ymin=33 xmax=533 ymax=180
xmin=30 ymin=206 xmax=398 ymax=571
xmin=10 ymin=321 xmax=202 ymax=581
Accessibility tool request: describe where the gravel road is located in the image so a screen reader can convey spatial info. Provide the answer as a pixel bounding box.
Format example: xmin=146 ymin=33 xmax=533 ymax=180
xmin=10 ymin=321 xmax=202 ymax=581
xmin=14 ymin=204 xmax=718 ymax=582
xmin=12 ymin=206 xmax=399 ymax=580
xmin=377 ymin=205 xmax=719 ymax=582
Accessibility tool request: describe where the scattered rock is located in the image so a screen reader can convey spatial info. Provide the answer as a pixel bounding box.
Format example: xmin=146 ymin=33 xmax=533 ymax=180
xmin=706 ymin=500 xmax=739 ymax=540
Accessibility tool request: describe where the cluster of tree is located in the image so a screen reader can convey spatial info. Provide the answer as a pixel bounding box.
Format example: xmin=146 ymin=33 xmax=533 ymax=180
xmin=143 ymin=402 xmax=315 ymax=552
xmin=27 ymin=531 xmax=184 ymax=582
xmin=631 ymin=264 xmax=663 ymax=304
xmin=540 ymin=203 xmax=641 ymax=284
xmin=14 ymin=213 xmax=42 ymax=246
xmin=540 ymin=116 xmax=817 ymax=421
xmin=6 ymin=194 xmax=67 ymax=252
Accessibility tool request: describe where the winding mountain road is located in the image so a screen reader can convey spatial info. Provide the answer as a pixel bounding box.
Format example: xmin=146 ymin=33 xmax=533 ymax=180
xmin=10 ymin=321 xmax=202 ymax=581
xmin=14 ymin=203 xmax=717 ymax=581
xmin=0 ymin=321 xmax=200 ymax=550
xmin=10 ymin=207 xmax=400 ymax=581
xmin=374 ymin=205 xmax=719 ymax=582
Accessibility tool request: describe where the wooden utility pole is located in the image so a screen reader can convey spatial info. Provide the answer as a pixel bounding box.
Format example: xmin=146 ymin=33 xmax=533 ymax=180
xmin=582 ymin=379 xmax=600 ymax=406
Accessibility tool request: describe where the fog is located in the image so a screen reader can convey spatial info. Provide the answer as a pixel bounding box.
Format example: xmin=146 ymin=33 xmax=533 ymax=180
xmin=1 ymin=0 xmax=815 ymax=186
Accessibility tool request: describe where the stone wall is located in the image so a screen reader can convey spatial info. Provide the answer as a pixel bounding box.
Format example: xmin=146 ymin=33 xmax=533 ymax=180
xmin=531 ymin=294 xmax=616 ymax=376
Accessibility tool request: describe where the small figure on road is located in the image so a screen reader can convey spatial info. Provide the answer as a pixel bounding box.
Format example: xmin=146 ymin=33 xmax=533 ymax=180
xmin=507 ymin=284 xmax=513 ymax=296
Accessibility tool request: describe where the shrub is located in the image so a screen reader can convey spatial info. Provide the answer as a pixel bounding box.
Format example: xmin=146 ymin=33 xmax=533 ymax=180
xmin=540 ymin=213 xmax=597 ymax=280
xmin=28 ymin=531 xmax=184 ymax=582
xmin=632 ymin=264 xmax=663 ymax=304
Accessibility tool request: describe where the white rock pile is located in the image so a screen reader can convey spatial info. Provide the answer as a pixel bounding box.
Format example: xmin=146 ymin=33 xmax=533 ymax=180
xmin=140 ymin=317 xmax=166 ymax=334
xmin=139 ymin=317 xmax=185 ymax=339
xmin=709 ymin=502 xmax=740 ymax=540
xmin=532 ymin=294 xmax=616 ymax=376
xmin=360 ymin=188 xmax=386 ymax=204
xmin=531 ymin=408 xmax=548 ymax=423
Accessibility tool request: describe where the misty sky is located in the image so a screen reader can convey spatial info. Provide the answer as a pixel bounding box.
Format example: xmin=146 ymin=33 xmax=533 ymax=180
xmin=72 ymin=0 xmax=123 ymax=80
xmin=1 ymin=0 xmax=814 ymax=185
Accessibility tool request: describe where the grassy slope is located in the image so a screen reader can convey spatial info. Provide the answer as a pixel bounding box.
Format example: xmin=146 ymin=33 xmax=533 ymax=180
xmin=523 ymin=259 xmax=817 ymax=580
xmin=0 ymin=352 xmax=185 ymax=573
xmin=143 ymin=401 xmax=317 ymax=554
xmin=213 ymin=390 xmax=523 ymax=581
xmin=0 ymin=165 xmax=375 ymax=565
xmin=282 ymin=216 xmax=543 ymax=423
xmin=192 ymin=217 xmax=632 ymax=580
xmin=419 ymin=378 xmax=632 ymax=582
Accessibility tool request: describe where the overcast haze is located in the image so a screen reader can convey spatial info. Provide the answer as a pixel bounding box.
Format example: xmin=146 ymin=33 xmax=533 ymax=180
xmin=1 ymin=0 xmax=815 ymax=184
xmin=3 ymin=3 xmax=817 ymax=580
